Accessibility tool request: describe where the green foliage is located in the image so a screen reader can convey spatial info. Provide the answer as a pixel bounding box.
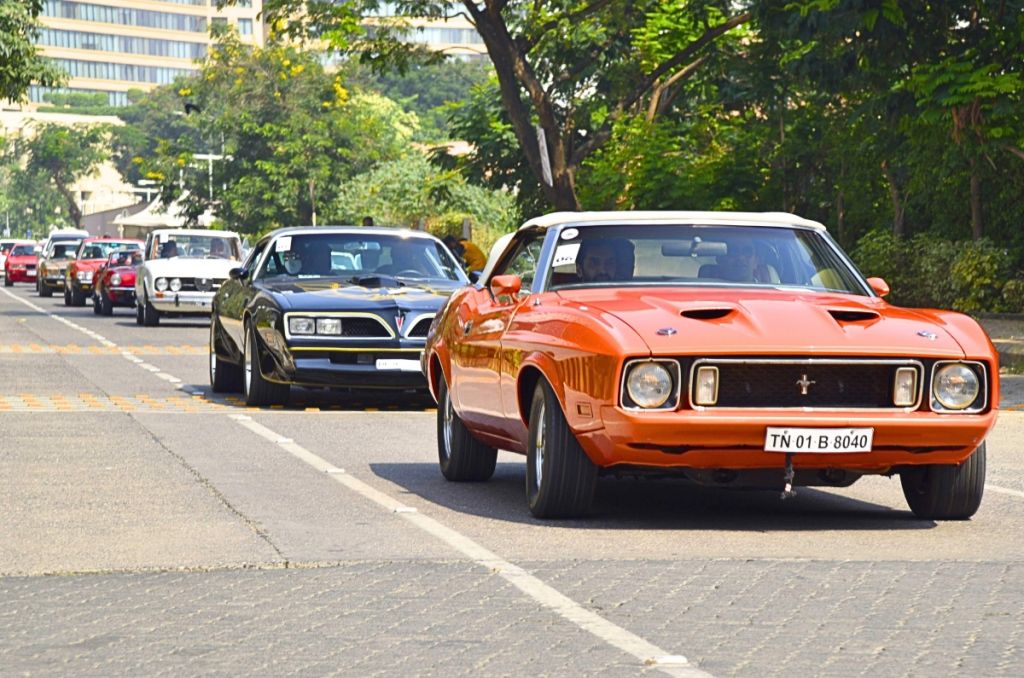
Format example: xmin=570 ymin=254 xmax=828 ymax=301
xmin=328 ymin=153 xmax=517 ymax=250
xmin=851 ymin=230 xmax=1020 ymax=312
xmin=0 ymin=0 xmax=65 ymax=102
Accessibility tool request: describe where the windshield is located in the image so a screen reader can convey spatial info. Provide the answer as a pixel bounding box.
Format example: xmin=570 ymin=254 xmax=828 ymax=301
xmin=11 ymin=245 xmax=36 ymax=256
xmin=546 ymin=224 xmax=867 ymax=294
xmin=79 ymin=241 xmax=140 ymax=260
xmin=153 ymin=234 xmax=240 ymax=260
xmin=50 ymin=243 xmax=79 ymax=258
xmin=257 ymin=232 xmax=464 ymax=282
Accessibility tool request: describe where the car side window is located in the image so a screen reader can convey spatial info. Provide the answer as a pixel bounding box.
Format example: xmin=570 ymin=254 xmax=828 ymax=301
xmin=495 ymin=231 xmax=545 ymax=292
xmin=243 ymin=241 xmax=268 ymax=279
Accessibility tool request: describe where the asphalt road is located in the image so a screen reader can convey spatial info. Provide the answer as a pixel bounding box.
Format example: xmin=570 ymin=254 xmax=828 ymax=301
xmin=1 ymin=282 xmax=1022 ymax=677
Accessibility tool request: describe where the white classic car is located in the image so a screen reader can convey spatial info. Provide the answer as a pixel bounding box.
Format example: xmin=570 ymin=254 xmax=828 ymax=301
xmin=135 ymin=228 xmax=243 ymax=326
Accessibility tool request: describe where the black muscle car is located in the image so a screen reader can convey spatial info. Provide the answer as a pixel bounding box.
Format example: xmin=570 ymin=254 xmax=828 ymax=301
xmin=209 ymin=226 xmax=469 ymax=405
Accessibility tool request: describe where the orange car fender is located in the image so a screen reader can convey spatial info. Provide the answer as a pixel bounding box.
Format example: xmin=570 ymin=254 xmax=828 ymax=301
xmin=515 ymin=350 xmax=612 ymax=435
xmin=917 ymin=308 xmax=1001 ymax=408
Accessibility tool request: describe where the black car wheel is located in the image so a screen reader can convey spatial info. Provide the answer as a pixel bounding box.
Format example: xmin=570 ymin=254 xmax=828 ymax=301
xmin=99 ymin=291 xmax=113 ymax=316
xmin=142 ymin=293 xmax=160 ymax=326
xmin=526 ymin=380 xmax=598 ymax=519
xmin=209 ymin=320 xmax=242 ymax=393
xmin=92 ymin=294 xmax=101 ymax=315
xmin=900 ymin=442 xmax=986 ymax=520
xmin=135 ymin=300 xmax=144 ymax=325
xmin=38 ymin=279 xmax=52 ymax=297
xmin=3 ymin=275 xmax=11 ymax=287
xmin=436 ymin=377 xmax=497 ymax=481
xmin=243 ymin=322 xmax=289 ymax=406
xmin=70 ymin=285 xmax=85 ymax=306
xmin=63 ymin=285 xmax=71 ymax=305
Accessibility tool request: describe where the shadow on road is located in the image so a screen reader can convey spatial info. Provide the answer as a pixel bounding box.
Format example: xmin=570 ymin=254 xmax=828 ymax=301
xmin=370 ymin=460 xmax=936 ymax=530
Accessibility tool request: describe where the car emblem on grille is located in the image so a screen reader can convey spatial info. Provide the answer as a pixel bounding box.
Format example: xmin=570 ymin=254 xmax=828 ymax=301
xmin=796 ymin=373 xmax=816 ymax=395
xmin=395 ymin=312 xmax=405 ymax=332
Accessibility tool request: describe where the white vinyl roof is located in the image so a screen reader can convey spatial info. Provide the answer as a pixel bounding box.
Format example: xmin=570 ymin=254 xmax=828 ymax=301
xmin=520 ymin=210 xmax=826 ymax=232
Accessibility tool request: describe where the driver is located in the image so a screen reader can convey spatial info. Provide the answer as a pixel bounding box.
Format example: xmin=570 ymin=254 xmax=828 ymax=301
xmin=576 ymin=238 xmax=633 ymax=283
xmin=209 ymin=238 xmax=228 ymax=259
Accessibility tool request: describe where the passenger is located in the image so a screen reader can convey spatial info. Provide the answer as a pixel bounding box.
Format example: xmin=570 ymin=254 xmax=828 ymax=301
xmin=443 ymin=235 xmax=487 ymax=274
xmin=209 ymin=238 xmax=228 ymax=259
xmin=159 ymin=241 xmax=178 ymax=258
xmin=700 ymin=241 xmax=777 ymax=283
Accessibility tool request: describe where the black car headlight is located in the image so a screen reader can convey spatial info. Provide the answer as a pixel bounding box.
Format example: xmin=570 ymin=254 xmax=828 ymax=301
xmin=931 ymin=361 xmax=982 ymax=411
xmin=623 ymin=360 xmax=679 ymax=409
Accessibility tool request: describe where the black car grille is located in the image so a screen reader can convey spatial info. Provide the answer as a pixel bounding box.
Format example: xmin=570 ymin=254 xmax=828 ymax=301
xmin=690 ymin=359 xmax=921 ymax=409
xmin=405 ymin=316 xmax=432 ymax=338
xmin=341 ymin=317 xmax=392 ymax=338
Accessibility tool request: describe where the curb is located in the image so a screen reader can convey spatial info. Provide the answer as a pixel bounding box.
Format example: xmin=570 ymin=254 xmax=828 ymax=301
xmin=993 ymin=340 xmax=1024 ymax=370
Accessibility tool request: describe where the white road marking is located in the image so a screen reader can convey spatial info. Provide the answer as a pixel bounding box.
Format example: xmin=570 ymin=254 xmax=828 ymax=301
xmin=228 ymin=414 xmax=710 ymax=678
xmin=987 ymin=484 xmax=1024 ymax=499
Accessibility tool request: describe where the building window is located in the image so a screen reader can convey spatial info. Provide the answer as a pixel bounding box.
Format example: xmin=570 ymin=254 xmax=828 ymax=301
xmin=237 ymin=18 xmax=253 ymax=35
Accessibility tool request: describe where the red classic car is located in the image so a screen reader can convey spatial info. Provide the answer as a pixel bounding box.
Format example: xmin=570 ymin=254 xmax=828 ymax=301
xmin=65 ymin=237 xmax=143 ymax=306
xmin=92 ymin=249 xmax=143 ymax=316
xmin=3 ymin=242 xmax=40 ymax=286
xmin=423 ymin=211 xmax=999 ymax=519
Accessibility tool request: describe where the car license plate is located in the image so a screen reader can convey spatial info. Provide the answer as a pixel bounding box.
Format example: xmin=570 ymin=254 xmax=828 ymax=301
xmin=375 ymin=359 xmax=421 ymax=372
xmin=765 ymin=427 xmax=873 ymax=453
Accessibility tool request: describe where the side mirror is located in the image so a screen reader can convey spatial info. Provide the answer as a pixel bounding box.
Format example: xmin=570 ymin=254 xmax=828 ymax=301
xmin=866 ymin=277 xmax=890 ymax=297
xmin=229 ymin=267 xmax=246 ymax=280
xmin=490 ymin=274 xmax=522 ymax=299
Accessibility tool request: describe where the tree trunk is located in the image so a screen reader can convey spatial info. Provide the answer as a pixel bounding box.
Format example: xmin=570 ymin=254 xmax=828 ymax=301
xmin=881 ymin=160 xmax=905 ymax=237
xmin=969 ymin=158 xmax=983 ymax=239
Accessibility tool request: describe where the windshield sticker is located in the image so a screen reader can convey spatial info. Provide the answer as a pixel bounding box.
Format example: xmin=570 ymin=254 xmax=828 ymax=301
xmin=560 ymin=228 xmax=579 ymax=240
xmin=553 ymin=243 xmax=581 ymax=267
xmin=276 ymin=236 xmax=292 ymax=252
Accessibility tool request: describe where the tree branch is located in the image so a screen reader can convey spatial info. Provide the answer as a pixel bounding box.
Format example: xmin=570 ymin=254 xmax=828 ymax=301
xmin=523 ymin=0 xmax=616 ymax=50
xmin=1005 ymin=144 xmax=1024 ymax=162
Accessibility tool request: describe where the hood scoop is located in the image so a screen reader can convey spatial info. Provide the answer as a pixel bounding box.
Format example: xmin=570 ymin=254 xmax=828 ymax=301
xmin=827 ymin=309 xmax=880 ymax=323
xmin=681 ymin=307 xmax=734 ymax=321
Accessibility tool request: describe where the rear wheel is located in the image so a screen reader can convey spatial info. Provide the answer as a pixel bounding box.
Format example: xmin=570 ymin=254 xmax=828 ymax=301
xmin=526 ymin=380 xmax=598 ymax=519
xmin=436 ymin=377 xmax=497 ymax=481
xmin=900 ymin=443 xmax=986 ymax=520
xmin=243 ymin=322 xmax=289 ymax=406
xmin=209 ymin=320 xmax=242 ymax=393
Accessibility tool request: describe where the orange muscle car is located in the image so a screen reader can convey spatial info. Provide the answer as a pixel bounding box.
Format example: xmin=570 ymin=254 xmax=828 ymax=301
xmin=423 ymin=211 xmax=999 ymax=519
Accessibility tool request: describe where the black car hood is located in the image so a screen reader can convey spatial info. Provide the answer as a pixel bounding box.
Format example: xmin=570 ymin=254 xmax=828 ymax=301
xmin=261 ymin=277 xmax=464 ymax=312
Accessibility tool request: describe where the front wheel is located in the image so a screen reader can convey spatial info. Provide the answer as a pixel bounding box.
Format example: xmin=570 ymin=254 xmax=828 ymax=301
xmin=3 ymin=276 xmax=11 ymax=287
xmin=70 ymin=286 xmax=85 ymax=306
xmin=900 ymin=443 xmax=986 ymax=520
xmin=142 ymin=294 xmax=160 ymax=326
xmin=243 ymin=322 xmax=289 ymax=406
xmin=436 ymin=377 xmax=497 ymax=481
xmin=135 ymin=300 xmax=144 ymax=325
xmin=38 ymin=280 xmax=52 ymax=297
xmin=526 ymin=380 xmax=598 ymax=519
xmin=99 ymin=291 xmax=113 ymax=316
xmin=209 ymin=319 xmax=242 ymax=393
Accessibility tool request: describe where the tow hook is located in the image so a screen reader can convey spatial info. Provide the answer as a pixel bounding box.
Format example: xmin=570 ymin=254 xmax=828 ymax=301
xmin=780 ymin=452 xmax=796 ymax=500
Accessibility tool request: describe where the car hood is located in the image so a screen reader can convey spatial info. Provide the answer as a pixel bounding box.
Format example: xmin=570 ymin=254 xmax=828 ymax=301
xmin=142 ymin=258 xmax=238 ymax=278
xmin=7 ymin=255 xmax=37 ymax=264
xmin=70 ymin=258 xmax=105 ymax=271
xmin=556 ymin=287 xmax=967 ymax=358
xmin=261 ymin=277 xmax=463 ymax=312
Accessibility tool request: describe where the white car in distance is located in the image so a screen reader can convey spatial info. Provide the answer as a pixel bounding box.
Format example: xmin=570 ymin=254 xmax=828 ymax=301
xmin=135 ymin=228 xmax=243 ymax=326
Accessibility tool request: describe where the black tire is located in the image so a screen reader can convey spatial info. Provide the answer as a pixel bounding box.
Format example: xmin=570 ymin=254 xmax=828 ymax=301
xmin=900 ymin=442 xmax=986 ymax=520
xmin=99 ymin=291 xmax=113 ymax=316
xmin=63 ymin=284 xmax=71 ymax=305
xmin=135 ymin=300 xmax=144 ymax=325
xmin=3 ymin=276 xmax=11 ymax=287
xmin=526 ymin=380 xmax=598 ymax=519
xmin=92 ymin=294 xmax=101 ymax=315
xmin=142 ymin=294 xmax=160 ymax=326
xmin=39 ymin=280 xmax=52 ymax=297
xmin=70 ymin=285 xmax=85 ymax=306
xmin=243 ymin=322 xmax=289 ymax=406
xmin=209 ymin=319 xmax=243 ymax=393
xmin=436 ymin=377 xmax=497 ymax=481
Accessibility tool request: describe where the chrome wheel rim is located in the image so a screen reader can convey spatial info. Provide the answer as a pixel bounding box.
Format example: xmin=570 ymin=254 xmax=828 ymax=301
xmin=533 ymin=401 xmax=545 ymax=490
xmin=243 ymin=331 xmax=252 ymax=395
xmin=441 ymin=387 xmax=453 ymax=460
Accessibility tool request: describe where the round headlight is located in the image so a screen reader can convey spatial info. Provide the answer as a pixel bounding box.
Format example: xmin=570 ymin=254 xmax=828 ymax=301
xmin=155 ymin=277 xmax=168 ymax=291
xmin=110 ymin=273 xmax=122 ymax=286
xmin=169 ymin=277 xmax=182 ymax=292
xmin=626 ymin=362 xmax=674 ymax=408
xmin=933 ymin=363 xmax=980 ymax=410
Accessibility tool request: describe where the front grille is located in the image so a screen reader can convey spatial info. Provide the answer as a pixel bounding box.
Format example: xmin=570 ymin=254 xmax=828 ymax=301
xmin=691 ymin=359 xmax=922 ymax=409
xmin=177 ymin=277 xmax=224 ymax=292
xmin=341 ymin=317 xmax=392 ymax=338
xmin=405 ymin=315 xmax=433 ymax=338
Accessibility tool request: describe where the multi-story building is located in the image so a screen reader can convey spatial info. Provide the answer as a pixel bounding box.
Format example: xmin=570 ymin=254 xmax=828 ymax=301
xmin=31 ymin=0 xmax=265 ymax=107
xmin=365 ymin=3 xmax=486 ymax=60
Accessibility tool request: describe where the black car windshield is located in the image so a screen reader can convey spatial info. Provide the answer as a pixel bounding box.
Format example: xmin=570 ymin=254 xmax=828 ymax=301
xmin=257 ymin=232 xmax=464 ymax=282
xmin=79 ymin=241 xmax=140 ymax=260
xmin=545 ymin=224 xmax=867 ymax=294
xmin=11 ymin=245 xmax=36 ymax=256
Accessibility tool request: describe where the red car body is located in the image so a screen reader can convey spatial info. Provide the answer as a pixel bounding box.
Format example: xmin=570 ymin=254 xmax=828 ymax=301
xmin=65 ymin=237 xmax=142 ymax=306
xmin=3 ymin=242 xmax=39 ymax=285
xmin=424 ymin=211 xmax=999 ymax=520
xmin=93 ymin=250 xmax=143 ymax=316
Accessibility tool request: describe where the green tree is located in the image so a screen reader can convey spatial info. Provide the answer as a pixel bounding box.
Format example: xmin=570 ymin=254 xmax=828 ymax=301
xmin=260 ymin=0 xmax=754 ymax=211
xmin=0 ymin=0 xmax=65 ymax=102
xmin=6 ymin=124 xmax=111 ymax=230
xmin=141 ymin=31 xmax=417 ymax=235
